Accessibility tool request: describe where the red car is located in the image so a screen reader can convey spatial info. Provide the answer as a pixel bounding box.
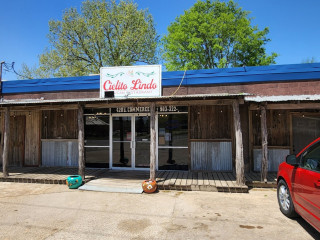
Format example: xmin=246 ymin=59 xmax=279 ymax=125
xmin=277 ymin=137 xmax=320 ymax=232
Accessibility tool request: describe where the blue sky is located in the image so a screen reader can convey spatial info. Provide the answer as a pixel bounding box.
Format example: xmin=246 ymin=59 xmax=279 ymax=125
xmin=0 ymin=0 xmax=319 ymax=80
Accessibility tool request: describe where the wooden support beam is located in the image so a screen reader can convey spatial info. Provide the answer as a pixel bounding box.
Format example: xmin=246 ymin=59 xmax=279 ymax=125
xmin=150 ymin=102 xmax=156 ymax=181
xmin=232 ymin=100 xmax=245 ymax=185
xmin=77 ymin=104 xmax=85 ymax=180
xmin=260 ymin=104 xmax=268 ymax=182
xmin=2 ymin=107 xmax=10 ymax=177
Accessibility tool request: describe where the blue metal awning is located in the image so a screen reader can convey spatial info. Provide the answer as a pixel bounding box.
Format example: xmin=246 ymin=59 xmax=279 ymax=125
xmin=2 ymin=63 xmax=320 ymax=94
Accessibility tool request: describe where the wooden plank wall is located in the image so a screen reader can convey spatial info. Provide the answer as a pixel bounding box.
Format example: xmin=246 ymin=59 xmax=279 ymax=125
xmin=9 ymin=115 xmax=26 ymax=166
xmin=0 ymin=110 xmax=41 ymax=167
xmin=0 ymin=115 xmax=3 ymax=165
xmin=251 ymin=109 xmax=290 ymax=147
xmin=24 ymin=111 xmax=40 ymax=166
xmin=190 ymin=105 xmax=231 ymax=139
xmin=42 ymin=110 xmax=78 ymax=139
xmin=189 ymin=105 xmax=232 ymax=171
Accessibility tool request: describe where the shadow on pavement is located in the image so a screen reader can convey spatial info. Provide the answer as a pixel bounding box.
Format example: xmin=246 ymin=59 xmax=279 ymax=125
xmin=296 ymin=217 xmax=320 ymax=239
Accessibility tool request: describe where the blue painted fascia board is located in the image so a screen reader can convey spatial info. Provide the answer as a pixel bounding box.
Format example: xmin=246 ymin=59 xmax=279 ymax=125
xmin=2 ymin=75 xmax=100 ymax=94
xmin=162 ymin=63 xmax=320 ymax=86
xmin=2 ymin=63 xmax=320 ymax=94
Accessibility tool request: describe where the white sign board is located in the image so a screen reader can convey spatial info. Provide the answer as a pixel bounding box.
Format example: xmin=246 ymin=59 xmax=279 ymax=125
xmin=100 ymin=65 xmax=162 ymax=98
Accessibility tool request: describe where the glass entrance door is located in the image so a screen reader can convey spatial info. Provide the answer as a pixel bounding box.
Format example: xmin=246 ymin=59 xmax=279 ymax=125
xmin=112 ymin=116 xmax=132 ymax=168
xmin=134 ymin=115 xmax=150 ymax=168
xmin=111 ymin=114 xmax=151 ymax=169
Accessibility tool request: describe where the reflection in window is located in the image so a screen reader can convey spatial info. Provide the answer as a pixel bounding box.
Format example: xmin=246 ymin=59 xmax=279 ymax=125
xmin=302 ymin=143 xmax=320 ymax=171
xmin=84 ymin=113 xmax=110 ymax=168
xmin=85 ymin=147 xmax=109 ymax=168
xmin=158 ymin=148 xmax=188 ymax=170
xmin=85 ymin=115 xmax=110 ymax=146
xmin=158 ymin=114 xmax=188 ymax=147
xmin=158 ymin=113 xmax=188 ymax=170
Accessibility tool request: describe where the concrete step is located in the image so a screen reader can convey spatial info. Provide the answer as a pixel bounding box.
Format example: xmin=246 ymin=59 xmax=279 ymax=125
xmin=78 ymin=179 xmax=143 ymax=194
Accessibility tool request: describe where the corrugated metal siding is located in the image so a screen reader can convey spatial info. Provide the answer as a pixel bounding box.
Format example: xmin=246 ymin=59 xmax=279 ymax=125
xmin=42 ymin=140 xmax=78 ymax=167
xmin=254 ymin=148 xmax=290 ymax=172
xmin=191 ymin=141 xmax=232 ymax=171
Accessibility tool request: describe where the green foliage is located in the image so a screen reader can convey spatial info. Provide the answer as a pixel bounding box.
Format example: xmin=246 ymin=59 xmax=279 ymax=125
xmin=21 ymin=0 xmax=158 ymax=79
xmin=302 ymin=57 xmax=318 ymax=63
xmin=162 ymin=0 xmax=277 ymax=71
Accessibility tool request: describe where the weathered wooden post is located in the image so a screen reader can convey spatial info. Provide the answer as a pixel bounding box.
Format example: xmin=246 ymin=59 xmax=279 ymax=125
xmin=78 ymin=104 xmax=85 ymax=180
xmin=2 ymin=107 xmax=10 ymax=178
xmin=260 ymin=103 xmax=268 ymax=183
xmin=150 ymin=102 xmax=156 ymax=181
xmin=232 ymin=100 xmax=245 ymax=185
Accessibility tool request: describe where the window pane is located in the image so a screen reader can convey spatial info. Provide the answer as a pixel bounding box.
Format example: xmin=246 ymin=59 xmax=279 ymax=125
xmin=158 ymin=114 xmax=188 ymax=147
xmin=85 ymin=147 xmax=109 ymax=168
xmin=85 ymin=116 xmax=110 ymax=146
xmin=158 ymin=148 xmax=188 ymax=170
xmin=302 ymin=143 xmax=320 ymax=171
xmin=112 ymin=142 xmax=132 ymax=167
xmin=113 ymin=117 xmax=132 ymax=141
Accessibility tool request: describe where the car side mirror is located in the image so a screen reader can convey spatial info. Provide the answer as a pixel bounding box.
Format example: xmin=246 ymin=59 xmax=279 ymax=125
xmin=286 ymin=154 xmax=299 ymax=166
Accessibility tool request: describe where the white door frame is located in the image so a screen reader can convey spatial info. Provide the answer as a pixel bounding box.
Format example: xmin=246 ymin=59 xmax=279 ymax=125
xmin=110 ymin=113 xmax=158 ymax=170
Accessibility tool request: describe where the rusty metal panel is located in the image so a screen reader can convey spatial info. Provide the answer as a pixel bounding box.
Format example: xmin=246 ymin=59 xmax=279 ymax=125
xmin=254 ymin=148 xmax=290 ymax=172
xmin=191 ymin=141 xmax=232 ymax=171
xmin=42 ymin=140 xmax=78 ymax=167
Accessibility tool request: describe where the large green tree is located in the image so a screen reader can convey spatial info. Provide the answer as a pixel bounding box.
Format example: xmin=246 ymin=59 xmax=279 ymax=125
xmin=162 ymin=0 xmax=277 ymax=71
xmin=21 ymin=0 xmax=158 ymax=79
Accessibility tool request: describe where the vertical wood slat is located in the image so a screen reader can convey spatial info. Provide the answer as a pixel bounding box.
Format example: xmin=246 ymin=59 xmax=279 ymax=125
xmin=78 ymin=104 xmax=85 ymax=180
xmin=190 ymin=105 xmax=231 ymax=140
xmin=2 ymin=107 xmax=9 ymax=177
xmin=150 ymin=102 xmax=156 ymax=181
xmin=25 ymin=111 xmax=40 ymax=166
xmin=232 ymin=100 xmax=245 ymax=185
xmin=10 ymin=116 xmax=26 ymax=167
xmin=260 ymin=104 xmax=268 ymax=182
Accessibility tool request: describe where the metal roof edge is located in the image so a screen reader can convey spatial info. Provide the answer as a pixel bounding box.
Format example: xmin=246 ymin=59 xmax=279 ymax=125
xmin=3 ymin=63 xmax=320 ymax=94
xmin=244 ymin=94 xmax=320 ymax=102
xmin=0 ymin=93 xmax=250 ymax=106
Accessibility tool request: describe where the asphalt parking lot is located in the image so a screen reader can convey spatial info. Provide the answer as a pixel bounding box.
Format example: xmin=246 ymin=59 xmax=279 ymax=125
xmin=0 ymin=182 xmax=318 ymax=240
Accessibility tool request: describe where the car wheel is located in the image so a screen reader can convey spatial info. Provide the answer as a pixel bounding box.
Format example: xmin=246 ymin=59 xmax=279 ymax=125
xmin=277 ymin=179 xmax=297 ymax=218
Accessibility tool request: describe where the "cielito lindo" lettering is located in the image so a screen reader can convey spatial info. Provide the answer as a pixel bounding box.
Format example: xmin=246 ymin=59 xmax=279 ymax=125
xmin=103 ymin=79 xmax=157 ymax=91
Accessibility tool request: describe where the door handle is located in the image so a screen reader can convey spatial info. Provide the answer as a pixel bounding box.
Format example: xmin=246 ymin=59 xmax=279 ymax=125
xmin=315 ymin=181 xmax=320 ymax=188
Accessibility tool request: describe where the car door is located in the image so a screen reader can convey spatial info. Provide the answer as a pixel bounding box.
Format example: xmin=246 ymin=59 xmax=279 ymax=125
xmin=294 ymin=142 xmax=320 ymax=230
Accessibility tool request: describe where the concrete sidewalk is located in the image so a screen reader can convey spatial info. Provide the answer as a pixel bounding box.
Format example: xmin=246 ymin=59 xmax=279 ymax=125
xmin=0 ymin=182 xmax=319 ymax=240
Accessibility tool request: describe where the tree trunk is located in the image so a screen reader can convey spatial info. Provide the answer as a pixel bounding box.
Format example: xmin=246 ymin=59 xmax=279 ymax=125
xmin=260 ymin=104 xmax=268 ymax=182
xmin=232 ymin=100 xmax=245 ymax=185
xmin=2 ymin=107 xmax=10 ymax=178
xmin=78 ymin=104 xmax=85 ymax=180
xmin=150 ymin=102 xmax=156 ymax=181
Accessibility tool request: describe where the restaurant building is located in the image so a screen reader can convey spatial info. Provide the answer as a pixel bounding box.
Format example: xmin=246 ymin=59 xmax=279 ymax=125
xmin=1 ymin=63 xmax=320 ymax=184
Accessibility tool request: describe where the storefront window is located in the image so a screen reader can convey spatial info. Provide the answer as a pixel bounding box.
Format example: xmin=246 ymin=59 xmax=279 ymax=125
xmin=85 ymin=115 xmax=110 ymax=146
xmin=158 ymin=113 xmax=188 ymax=170
xmin=84 ymin=110 xmax=110 ymax=168
xmin=158 ymin=148 xmax=188 ymax=170
xmin=85 ymin=148 xmax=109 ymax=168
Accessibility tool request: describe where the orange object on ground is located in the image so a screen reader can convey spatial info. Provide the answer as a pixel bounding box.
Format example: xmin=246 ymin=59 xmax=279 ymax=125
xmin=142 ymin=179 xmax=157 ymax=193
